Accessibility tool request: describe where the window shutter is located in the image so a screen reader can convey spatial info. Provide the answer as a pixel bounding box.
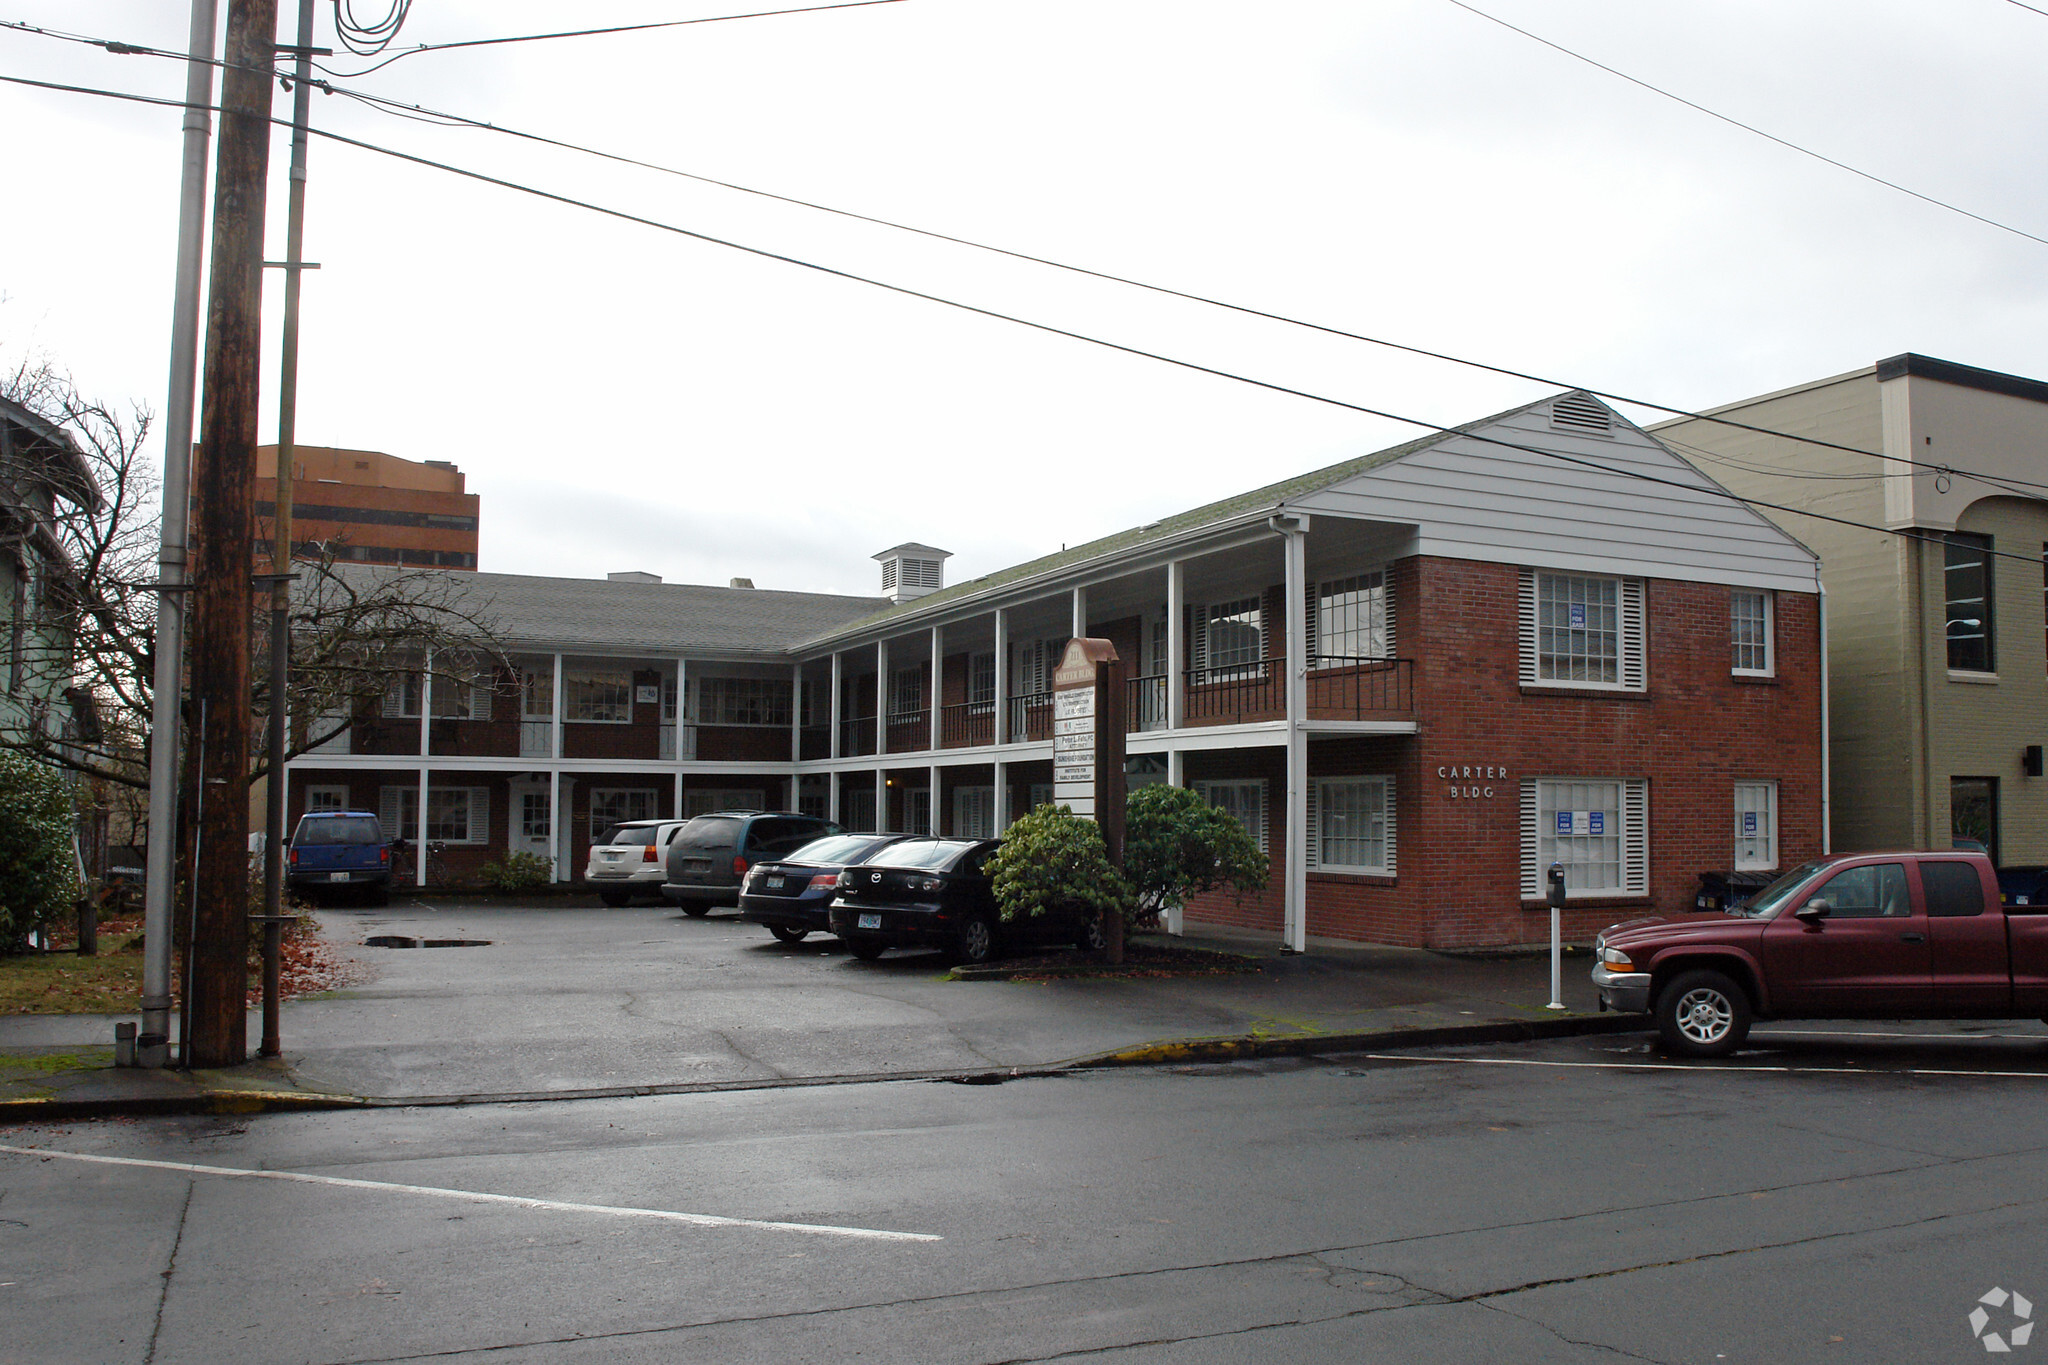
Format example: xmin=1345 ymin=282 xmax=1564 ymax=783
xmin=1518 ymin=570 xmax=1538 ymax=685
xmin=1620 ymin=579 xmax=1646 ymax=691
xmin=1519 ymin=779 xmax=1540 ymax=898
xmin=1303 ymin=779 xmax=1320 ymax=871
xmin=1304 ymin=583 xmax=1319 ymax=665
xmin=1381 ymin=774 xmax=1396 ymax=876
xmin=1622 ymin=779 xmax=1649 ymax=894
xmin=378 ymin=787 xmax=403 ymax=841
xmin=470 ymin=787 xmax=490 ymax=845
xmin=1382 ymin=578 xmax=1396 ymax=658
xmin=1189 ymin=606 xmax=1208 ymax=677
xmin=470 ymin=681 xmax=490 ymax=721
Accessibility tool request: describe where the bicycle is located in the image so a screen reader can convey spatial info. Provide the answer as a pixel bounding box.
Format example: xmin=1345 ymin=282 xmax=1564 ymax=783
xmin=393 ymin=839 xmax=452 ymax=888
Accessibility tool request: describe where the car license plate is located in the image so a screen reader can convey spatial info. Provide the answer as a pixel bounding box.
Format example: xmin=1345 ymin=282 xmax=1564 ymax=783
xmin=328 ymin=872 xmax=350 ymax=882
xmin=858 ymin=913 xmax=881 ymax=929
xmin=764 ymin=875 xmax=784 ymax=889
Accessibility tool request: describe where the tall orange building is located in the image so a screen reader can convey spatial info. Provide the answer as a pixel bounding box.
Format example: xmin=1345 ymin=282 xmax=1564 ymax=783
xmin=255 ymin=445 xmax=479 ymax=570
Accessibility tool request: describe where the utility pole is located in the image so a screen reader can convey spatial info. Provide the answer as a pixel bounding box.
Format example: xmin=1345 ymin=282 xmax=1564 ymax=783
xmin=256 ymin=0 xmax=325 ymax=1061
xmin=186 ymin=0 xmax=280 ymax=1068
xmin=138 ymin=0 xmax=220 ymax=1071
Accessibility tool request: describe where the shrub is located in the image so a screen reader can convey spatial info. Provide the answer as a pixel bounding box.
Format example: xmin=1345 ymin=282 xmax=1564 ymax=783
xmin=1122 ymin=784 xmax=1269 ymax=929
xmin=475 ymin=851 xmax=555 ymax=892
xmin=988 ymin=803 xmax=1128 ymax=930
xmin=0 ymin=752 xmax=80 ymax=952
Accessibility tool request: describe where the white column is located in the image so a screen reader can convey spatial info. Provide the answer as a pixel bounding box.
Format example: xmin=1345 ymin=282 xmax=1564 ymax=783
xmin=994 ymin=759 xmax=1010 ymax=832
xmin=791 ymin=662 xmax=803 ymax=763
xmin=993 ymin=608 xmax=1009 ymax=746
xmin=874 ymin=769 xmax=887 ymax=832
xmin=550 ymin=652 xmax=564 ymax=760
xmin=675 ymin=656 xmax=687 ymax=760
xmin=1282 ymin=520 xmax=1310 ymax=954
xmin=1166 ymin=560 xmax=1185 ymax=731
xmin=1165 ymin=748 xmax=1185 ymax=936
xmin=928 ymin=762 xmax=942 ymax=835
xmin=875 ymin=638 xmax=888 ymax=756
xmin=929 ymin=625 xmax=942 ymax=752
xmin=828 ymin=770 xmax=841 ymax=824
xmin=829 ymin=651 xmax=843 ymax=759
xmin=414 ymin=765 xmax=430 ymax=887
xmin=1071 ymin=586 xmax=1087 ymax=640
xmin=673 ymin=768 xmax=684 ymax=825
xmin=418 ymin=648 xmax=433 ymax=758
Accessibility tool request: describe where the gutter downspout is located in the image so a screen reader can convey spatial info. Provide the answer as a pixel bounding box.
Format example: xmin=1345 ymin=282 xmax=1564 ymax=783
xmin=1817 ymin=570 xmax=1830 ymax=855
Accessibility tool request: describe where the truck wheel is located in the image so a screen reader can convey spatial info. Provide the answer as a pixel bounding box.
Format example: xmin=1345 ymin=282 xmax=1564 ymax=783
xmin=1655 ymin=969 xmax=1752 ymax=1058
xmin=768 ymin=924 xmax=808 ymax=943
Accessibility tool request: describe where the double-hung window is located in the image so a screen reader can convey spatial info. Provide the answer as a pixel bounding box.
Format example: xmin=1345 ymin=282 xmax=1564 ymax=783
xmin=1190 ymin=597 xmax=1264 ymax=681
xmin=969 ymin=652 xmax=996 ymax=711
xmin=590 ymin=787 xmax=660 ymax=829
xmin=1196 ymin=779 xmax=1268 ymax=854
xmin=1521 ymin=778 xmax=1648 ymax=897
xmin=1731 ymin=590 xmax=1773 ymax=676
xmin=699 ymin=677 xmax=793 ymax=727
xmin=564 ymin=669 xmax=632 ymax=723
xmin=303 ymin=784 xmax=350 ymax=813
xmin=382 ymin=671 xmax=423 ymax=718
xmin=889 ymin=666 xmax=926 ymax=723
xmin=1305 ymin=776 xmax=1393 ymax=874
xmin=1519 ymin=570 xmax=1645 ymax=690
xmin=1734 ymin=781 xmax=1777 ymax=871
xmin=1946 ymin=532 xmax=1993 ymax=673
xmin=953 ymin=786 xmax=995 ymax=838
xmin=379 ymin=785 xmax=490 ymax=844
xmin=1311 ymin=572 xmax=1390 ymax=664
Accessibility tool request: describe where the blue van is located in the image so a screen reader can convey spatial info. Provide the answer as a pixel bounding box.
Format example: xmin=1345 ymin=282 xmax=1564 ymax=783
xmin=288 ymin=809 xmax=393 ymax=904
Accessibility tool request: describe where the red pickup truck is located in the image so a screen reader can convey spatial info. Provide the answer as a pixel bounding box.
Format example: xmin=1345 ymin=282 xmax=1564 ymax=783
xmin=1592 ymin=850 xmax=2048 ymax=1057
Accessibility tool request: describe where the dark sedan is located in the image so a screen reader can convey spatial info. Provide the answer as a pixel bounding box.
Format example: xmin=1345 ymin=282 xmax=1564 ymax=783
xmin=736 ymin=832 xmax=911 ymax=944
xmin=827 ymin=837 xmax=1107 ymax=964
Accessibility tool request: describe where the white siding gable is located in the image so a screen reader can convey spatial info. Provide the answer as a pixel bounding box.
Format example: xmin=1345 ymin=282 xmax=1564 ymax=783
xmin=1291 ymin=396 xmax=1819 ymax=593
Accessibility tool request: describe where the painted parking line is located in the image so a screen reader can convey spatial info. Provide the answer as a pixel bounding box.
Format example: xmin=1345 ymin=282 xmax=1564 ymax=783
xmin=1351 ymin=1055 xmax=2048 ymax=1080
xmin=1752 ymin=1028 xmax=2048 ymax=1042
xmin=0 ymin=1145 xmax=940 ymax=1243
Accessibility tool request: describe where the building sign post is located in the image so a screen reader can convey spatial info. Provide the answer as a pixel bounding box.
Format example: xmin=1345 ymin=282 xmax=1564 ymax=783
xmin=1052 ymin=639 xmax=1127 ymax=953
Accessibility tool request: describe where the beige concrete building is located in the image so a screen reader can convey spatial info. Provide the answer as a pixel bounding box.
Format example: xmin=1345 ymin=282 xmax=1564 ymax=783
xmin=1655 ymin=354 xmax=2048 ymax=863
xmin=256 ymin=445 xmax=478 ymax=570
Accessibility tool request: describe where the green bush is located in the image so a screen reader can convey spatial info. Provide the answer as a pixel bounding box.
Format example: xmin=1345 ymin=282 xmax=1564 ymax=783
xmin=988 ymin=803 xmax=1128 ymax=928
xmin=1121 ymin=784 xmax=1268 ymax=929
xmin=476 ymin=851 xmax=555 ymax=892
xmin=0 ymin=752 xmax=79 ymax=952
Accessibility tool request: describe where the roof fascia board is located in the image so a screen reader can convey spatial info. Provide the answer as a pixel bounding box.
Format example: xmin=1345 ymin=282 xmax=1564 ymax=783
xmin=1875 ymin=352 xmax=2048 ymax=406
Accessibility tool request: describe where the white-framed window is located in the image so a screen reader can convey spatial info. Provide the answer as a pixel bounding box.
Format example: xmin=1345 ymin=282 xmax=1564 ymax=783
xmin=520 ymin=791 xmax=551 ymax=841
xmin=382 ymin=671 xmax=422 ymax=718
xmin=428 ymin=667 xmax=493 ymax=720
xmin=1011 ymin=637 xmax=1069 ymax=698
xmin=521 ymin=665 xmax=553 ymax=721
xmin=379 ymin=785 xmax=491 ymax=845
xmin=889 ymin=665 xmax=925 ymax=721
xmin=590 ymin=788 xmax=660 ymax=830
xmin=1190 ymin=597 xmax=1264 ymax=680
xmin=663 ymin=675 xmax=679 ymax=723
xmin=1306 ymin=776 xmax=1393 ymax=874
xmin=303 ymin=784 xmax=350 ymax=813
xmin=1734 ymin=781 xmax=1778 ymax=871
xmin=1520 ymin=778 xmax=1649 ymax=898
xmin=1196 ymin=779 xmax=1268 ymax=854
xmin=1311 ymin=572 xmax=1391 ymax=664
xmin=683 ymin=788 xmax=765 ymax=817
xmin=1519 ymin=570 xmax=1645 ymax=691
xmin=1731 ymin=590 xmax=1773 ymax=676
xmin=697 ymin=676 xmax=793 ymax=727
xmin=564 ymin=669 xmax=632 ymax=723
xmin=969 ymin=652 xmax=996 ymax=708
xmin=953 ymin=785 xmax=995 ymax=838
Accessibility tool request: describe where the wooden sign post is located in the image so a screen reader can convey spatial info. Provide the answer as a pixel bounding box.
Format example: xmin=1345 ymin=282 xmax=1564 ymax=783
xmin=1052 ymin=638 xmax=1127 ymax=957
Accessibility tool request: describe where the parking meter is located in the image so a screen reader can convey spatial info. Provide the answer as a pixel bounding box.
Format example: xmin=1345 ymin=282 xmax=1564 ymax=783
xmin=1546 ymin=863 xmax=1567 ymax=908
xmin=1545 ymin=863 xmax=1566 ymax=1011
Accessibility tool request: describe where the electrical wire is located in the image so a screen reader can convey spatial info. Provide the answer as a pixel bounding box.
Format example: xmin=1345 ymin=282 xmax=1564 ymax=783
xmin=332 ymin=1 xmax=412 ymax=57
xmin=1441 ymin=0 xmax=2048 ymax=251
xmin=314 ymin=0 xmax=908 ymax=77
xmin=2005 ymin=0 xmax=2048 ymax=18
xmin=10 ymin=12 xmax=2048 ymax=500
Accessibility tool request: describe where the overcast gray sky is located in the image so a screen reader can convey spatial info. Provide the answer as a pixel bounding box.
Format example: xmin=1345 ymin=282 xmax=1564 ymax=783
xmin=6 ymin=0 xmax=2046 ymax=597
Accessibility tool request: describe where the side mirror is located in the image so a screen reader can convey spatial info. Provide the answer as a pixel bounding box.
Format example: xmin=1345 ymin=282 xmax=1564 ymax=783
xmin=1794 ymin=897 xmax=1831 ymax=923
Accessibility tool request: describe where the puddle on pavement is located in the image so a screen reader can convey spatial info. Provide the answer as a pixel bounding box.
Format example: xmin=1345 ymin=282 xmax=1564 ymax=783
xmin=362 ymin=935 xmax=492 ymax=949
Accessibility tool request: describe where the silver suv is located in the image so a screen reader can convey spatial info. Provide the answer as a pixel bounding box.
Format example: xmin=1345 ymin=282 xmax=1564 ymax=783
xmin=661 ymin=811 xmax=840 ymax=915
xmin=585 ymin=818 xmax=691 ymax=906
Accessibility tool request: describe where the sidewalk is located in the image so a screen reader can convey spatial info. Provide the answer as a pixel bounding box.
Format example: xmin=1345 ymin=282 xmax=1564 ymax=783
xmin=0 ymin=904 xmax=1642 ymax=1121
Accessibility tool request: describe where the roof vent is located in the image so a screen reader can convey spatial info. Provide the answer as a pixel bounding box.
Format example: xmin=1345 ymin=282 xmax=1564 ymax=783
xmin=1550 ymin=393 xmax=1614 ymax=436
xmin=729 ymin=577 xmax=755 ymax=589
xmin=607 ymin=570 xmax=662 ymax=584
xmin=872 ymin=543 xmax=951 ymax=603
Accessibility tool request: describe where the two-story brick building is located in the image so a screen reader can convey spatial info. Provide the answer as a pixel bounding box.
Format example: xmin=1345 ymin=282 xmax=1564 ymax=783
xmin=285 ymin=391 xmax=1824 ymax=949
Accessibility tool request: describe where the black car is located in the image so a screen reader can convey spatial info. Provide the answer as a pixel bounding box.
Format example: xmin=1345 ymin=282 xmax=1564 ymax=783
xmin=827 ymin=837 xmax=1107 ymax=964
xmin=737 ymin=832 xmax=911 ymax=943
xmin=661 ymin=811 xmax=842 ymax=914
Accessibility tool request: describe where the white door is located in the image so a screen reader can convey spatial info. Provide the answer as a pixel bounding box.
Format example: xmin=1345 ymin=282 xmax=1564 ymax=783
xmin=508 ymin=780 xmax=554 ymax=864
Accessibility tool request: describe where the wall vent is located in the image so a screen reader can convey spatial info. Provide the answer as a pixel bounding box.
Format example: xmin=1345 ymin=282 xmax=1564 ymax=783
xmin=1550 ymin=393 xmax=1614 ymax=435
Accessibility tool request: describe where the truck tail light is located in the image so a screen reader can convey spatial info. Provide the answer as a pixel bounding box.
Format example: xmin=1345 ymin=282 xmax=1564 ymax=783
xmin=378 ymin=846 xmax=388 ymax=865
xmin=733 ymin=856 xmax=749 ymax=878
xmin=643 ymin=845 xmax=659 ymax=862
xmin=289 ymin=848 xmax=299 ymax=867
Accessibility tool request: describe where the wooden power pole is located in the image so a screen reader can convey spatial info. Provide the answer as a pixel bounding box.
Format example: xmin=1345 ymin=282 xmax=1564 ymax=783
xmin=186 ymin=0 xmax=279 ymax=1067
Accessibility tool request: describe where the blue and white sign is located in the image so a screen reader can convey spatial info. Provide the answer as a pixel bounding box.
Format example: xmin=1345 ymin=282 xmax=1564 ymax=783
xmin=1568 ymin=603 xmax=1587 ymax=629
xmin=1556 ymin=811 xmax=1574 ymax=835
xmin=1589 ymin=810 xmax=1605 ymax=835
xmin=1742 ymin=811 xmax=1758 ymax=835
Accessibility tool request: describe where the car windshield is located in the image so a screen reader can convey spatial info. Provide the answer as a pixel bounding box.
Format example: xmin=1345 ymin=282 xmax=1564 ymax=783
xmin=293 ymin=816 xmax=384 ymax=847
xmin=599 ymin=824 xmax=661 ymax=847
xmin=1735 ymin=859 xmax=1831 ymax=919
xmin=783 ymin=834 xmax=897 ymax=865
xmin=874 ymin=839 xmax=978 ymax=872
xmin=671 ymin=816 xmax=743 ymax=850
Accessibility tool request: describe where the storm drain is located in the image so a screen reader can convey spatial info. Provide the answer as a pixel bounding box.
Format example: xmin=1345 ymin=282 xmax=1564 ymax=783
xmin=363 ymin=935 xmax=492 ymax=949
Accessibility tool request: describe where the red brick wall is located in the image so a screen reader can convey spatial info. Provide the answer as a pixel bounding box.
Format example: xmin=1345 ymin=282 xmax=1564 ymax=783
xmin=1180 ymin=557 xmax=1823 ymax=948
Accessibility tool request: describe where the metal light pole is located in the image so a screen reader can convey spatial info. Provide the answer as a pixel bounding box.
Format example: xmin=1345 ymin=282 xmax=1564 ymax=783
xmin=138 ymin=0 xmax=220 ymax=1070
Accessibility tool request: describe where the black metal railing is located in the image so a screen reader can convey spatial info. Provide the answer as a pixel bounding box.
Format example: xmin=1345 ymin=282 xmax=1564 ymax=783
xmin=837 ymin=716 xmax=877 ymax=756
xmin=939 ymin=701 xmax=996 ymax=748
xmin=1007 ymin=691 xmax=1052 ymax=743
xmin=1126 ymin=673 xmax=1168 ymax=732
xmin=799 ymin=723 xmax=831 ymax=761
xmin=885 ymin=709 xmax=929 ymax=753
xmin=1306 ymin=655 xmax=1412 ymax=717
xmin=1182 ymin=662 xmax=1284 ymax=724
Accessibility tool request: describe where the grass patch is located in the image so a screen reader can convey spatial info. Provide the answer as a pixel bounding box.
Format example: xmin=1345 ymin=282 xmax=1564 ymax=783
xmin=0 ymin=951 xmax=145 ymax=1014
xmin=0 ymin=1048 xmax=113 ymax=1075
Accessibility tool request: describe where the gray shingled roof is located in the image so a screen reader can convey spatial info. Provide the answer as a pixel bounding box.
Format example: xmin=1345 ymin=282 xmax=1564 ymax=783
xmin=328 ymin=566 xmax=887 ymax=654
xmin=800 ymin=398 xmax=1550 ymax=645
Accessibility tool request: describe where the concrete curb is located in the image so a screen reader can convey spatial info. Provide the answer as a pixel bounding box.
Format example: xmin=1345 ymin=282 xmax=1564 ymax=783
xmin=0 ymin=1013 xmax=1652 ymax=1123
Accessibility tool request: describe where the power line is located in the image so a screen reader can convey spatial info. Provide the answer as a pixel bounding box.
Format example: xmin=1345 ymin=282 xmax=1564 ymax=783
xmin=332 ymin=0 xmax=413 ymax=57
xmin=2005 ymin=0 xmax=2048 ymax=18
xmin=12 ymin=14 xmax=2048 ymax=501
xmin=1441 ymin=0 xmax=2048 ymax=251
xmin=313 ymin=0 xmax=909 ymax=77
xmin=11 ymin=68 xmax=2048 ymax=573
